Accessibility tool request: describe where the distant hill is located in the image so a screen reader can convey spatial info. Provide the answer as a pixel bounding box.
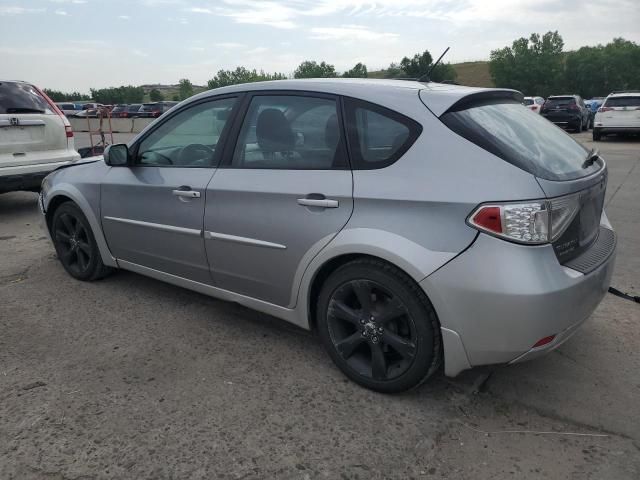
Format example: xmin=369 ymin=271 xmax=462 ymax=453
xmin=368 ymin=60 xmax=493 ymax=87
xmin=452 ymin=61 xmax=493 ymax=87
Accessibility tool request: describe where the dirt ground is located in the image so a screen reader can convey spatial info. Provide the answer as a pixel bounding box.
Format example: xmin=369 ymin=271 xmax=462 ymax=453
xmin=1 ymin=131 xmax=639 ymax=479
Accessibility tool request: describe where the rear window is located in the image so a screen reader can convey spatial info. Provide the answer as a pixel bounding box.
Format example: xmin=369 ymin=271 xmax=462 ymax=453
xmin=523 ymin=99 xmax=534 ymax=106
xmin=0 ymin=81 xmax=53 ymax=114
xmin=545 ymin=97 xmax=575 ymax=107
xmin=604 ymin=96 xmax=640 ymax=107
xmin=441 ymin=100 xmax=602 ymax=181
xmin=141 ymin=104 xmax=159 ymax=112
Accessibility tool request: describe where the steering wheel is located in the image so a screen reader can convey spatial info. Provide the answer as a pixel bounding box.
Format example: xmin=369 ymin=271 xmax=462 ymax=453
xmin=177 ymin=144 xmax=214 ymax=166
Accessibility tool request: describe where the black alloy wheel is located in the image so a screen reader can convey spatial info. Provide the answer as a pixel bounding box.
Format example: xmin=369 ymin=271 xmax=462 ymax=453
xmin=317 ymin=259 xmax=441 ymax=393
xmin=51 ymin=202 xmax=112 ymax=281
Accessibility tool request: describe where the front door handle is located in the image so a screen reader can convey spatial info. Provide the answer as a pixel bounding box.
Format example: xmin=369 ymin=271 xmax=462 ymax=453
xmin=172 ymin=188 xmax=200 ymax=198
xmin=297 ymin=198 xmax=339 ymax=208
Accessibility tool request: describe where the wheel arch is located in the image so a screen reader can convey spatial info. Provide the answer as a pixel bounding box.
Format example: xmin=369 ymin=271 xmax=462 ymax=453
xmin=44 ymin=186 xmax=117 ymax=268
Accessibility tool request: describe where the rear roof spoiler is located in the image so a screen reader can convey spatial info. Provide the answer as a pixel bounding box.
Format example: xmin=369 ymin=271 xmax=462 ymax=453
xmin=444 ymin=90 xmax=524 ymax=114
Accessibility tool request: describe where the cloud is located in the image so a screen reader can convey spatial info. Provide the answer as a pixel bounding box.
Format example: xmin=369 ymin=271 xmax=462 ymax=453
xmin=118 ymin=15 xmax=131 ymax=20
xmin=55 ymin=10 xmax=69 ymax=16
xmin=131 ymin=49 xmax=149 ymax=57
xmin=0 ymin=6 xmax=46 ymax=15
xmin=186 ymin=7 xmax=214 ymax=14
xmin=245 ymin=46 xmax=269 ymax=55
xmin=310 ymin=25 xmax=399 ymax=41
xmin=215 ymin=42 xmax=245 ymax=49
xmin=50 ymin=0 xmax=88 ymax=4
xmin=167 ymin=17 xmax=189 ymax=24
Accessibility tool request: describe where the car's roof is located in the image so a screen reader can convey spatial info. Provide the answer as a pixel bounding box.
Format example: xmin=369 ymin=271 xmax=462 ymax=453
xmin=186 ymin=78 xmax=520 ymax=117
xmin=607 ymin=91 xmax=640 ymax=97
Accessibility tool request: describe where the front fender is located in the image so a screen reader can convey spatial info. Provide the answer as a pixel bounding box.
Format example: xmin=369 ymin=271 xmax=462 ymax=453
xmin=292 ymin=227 xmax=462 ymax=329
xmin=44 ymin=183 xmax=117 ymax=268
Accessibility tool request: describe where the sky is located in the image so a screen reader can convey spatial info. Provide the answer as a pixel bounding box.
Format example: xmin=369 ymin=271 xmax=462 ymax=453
xmin=1 ymin=0 xmax=639 ymax=92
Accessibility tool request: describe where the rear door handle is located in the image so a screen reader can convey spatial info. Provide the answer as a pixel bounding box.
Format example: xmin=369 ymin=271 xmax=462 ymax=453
xmin=297 ymin=198 xmax=339 ymax=208
xmin=172 ymin=188 xmax=200 ymax=198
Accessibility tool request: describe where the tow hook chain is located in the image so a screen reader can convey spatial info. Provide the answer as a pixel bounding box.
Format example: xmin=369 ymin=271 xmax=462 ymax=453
xmin=608 ymin=287 xmax=640 ymax=304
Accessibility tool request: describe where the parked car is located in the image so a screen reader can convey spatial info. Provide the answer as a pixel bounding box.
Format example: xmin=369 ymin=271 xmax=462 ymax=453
xmin=56 ymin=102 xmax=82 ymax=117
xmin=523 ymin=96 xmax=545 ymax=114
xmin=137 ymin=101 xmax=177 ymax=118
xmin=123 ymin=103 xmax=143 ymax=118
xmin=541 ymin=95 xmax=590 ymax=132
xmin=39 ymin=79 xmax=615 ymax=393
xmin=593 ymin=91 xmax=640 ymax=141
xmin=0 ymin=80 xmax=80 ymax=194
xmin=110 ymin=104 xmax=129 ymax=118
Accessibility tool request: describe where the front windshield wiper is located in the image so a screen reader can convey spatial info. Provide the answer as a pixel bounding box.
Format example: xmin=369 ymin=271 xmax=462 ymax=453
xmin=582 ymin=148 xmax=600 ymax=169
xmin=6 ymin=107 xmax=46 ymax=114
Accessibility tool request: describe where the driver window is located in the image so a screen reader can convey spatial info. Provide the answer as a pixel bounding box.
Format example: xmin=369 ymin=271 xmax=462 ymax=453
xmin=136 ymin=97 xmax=237 ymax=167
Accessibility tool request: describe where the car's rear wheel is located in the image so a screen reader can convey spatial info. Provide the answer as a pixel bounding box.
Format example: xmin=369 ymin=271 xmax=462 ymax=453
xmin=593 ymin=128 xmax=602 ymax=141
xmin=317 ymin=259 xmax=441 ymax=393
xmin=51 ymin=202 xmax=112 ymax=281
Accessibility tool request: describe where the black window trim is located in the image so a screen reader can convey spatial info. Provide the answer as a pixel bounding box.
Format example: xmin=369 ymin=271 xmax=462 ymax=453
xmin=129 ymin=93 xmax=243 ymax=169
xmin=218 ymin=89 xmax=352 ymax=171
xmin=342 ymin=96 xmax=423 ymax=170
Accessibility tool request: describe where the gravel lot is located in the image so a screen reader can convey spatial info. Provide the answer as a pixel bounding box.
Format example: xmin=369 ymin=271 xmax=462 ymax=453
xmin=1 ymin=132 xmax=639 ymax=479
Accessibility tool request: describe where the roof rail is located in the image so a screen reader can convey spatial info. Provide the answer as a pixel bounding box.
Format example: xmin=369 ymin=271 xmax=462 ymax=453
xmin=610 ymin=90 xmax=640 ymax=94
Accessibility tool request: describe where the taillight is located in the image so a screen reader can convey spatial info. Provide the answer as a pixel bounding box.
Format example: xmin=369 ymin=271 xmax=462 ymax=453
xmin=468 ymin=194 xmax=580 ymax=245
xmin=65 ymin=125 xmax=73 ymax=138
xmin=532 ymin=335 xmax=555 ymax=348
xmin=598 ymin=107 xmax=613 ymax=112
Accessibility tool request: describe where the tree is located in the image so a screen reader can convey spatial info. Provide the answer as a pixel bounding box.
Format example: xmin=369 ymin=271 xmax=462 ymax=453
xmin=178 ymin=78 xmax=194 ymax=100
xmin=149 ymin=88 xmax=164 ymax=101
xmin=172 ymin=94 xmax=180 ymax=101
xmin=342 ymin=63 xmax=368 ymax=78
xmin=294 ymin=61 xmax=337 ymax=79
xmin=400 ymin=51 xmax=433 ymax=78
xmin=207 ymin=67 xmax=286 ymax=89
xmin=43 ymin=89 xmax=90 ymax=102
xmin=384 ymin=62 xmax=404 ymax=79
xmin=489 ymin=31 xmax=564 ymax=97
xmin=89 ymin=85 xmax=144 ymax=104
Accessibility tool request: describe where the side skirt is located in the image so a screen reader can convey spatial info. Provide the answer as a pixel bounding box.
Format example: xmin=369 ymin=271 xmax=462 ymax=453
xmin=117 ymin=259 xmax=302 ymax=328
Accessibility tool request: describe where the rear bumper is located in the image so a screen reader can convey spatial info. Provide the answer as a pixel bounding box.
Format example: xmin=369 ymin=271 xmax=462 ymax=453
xmin=421 ymin=227 xmax=616 ymax=377
xmin=594 ymin=126 xmax=640 ymax=134
xmin=0 ymin=156 xmax=79 ymax=193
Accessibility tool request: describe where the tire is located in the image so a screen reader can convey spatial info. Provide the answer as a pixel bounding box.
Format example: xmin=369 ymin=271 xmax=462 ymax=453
xmin=593 ymin=129 xmax=602 ymax=141
xmin=316 ymin=258 xmax=441 ymax=393
xmin=51 ymin=202 xmax=113 ymax=281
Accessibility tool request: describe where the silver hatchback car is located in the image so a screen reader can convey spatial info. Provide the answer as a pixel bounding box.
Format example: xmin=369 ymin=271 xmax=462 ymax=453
xmin=40 ymin=79 xmax=616 ymax=392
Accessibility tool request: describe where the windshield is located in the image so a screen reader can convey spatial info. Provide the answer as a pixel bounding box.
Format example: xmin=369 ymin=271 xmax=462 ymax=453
xmin=604 ymin=96 xmax=640 ymax=107
xmin=0 ymin=81 xmax=53 ymax=114
xmin=441 ymin=100 xmax=603 ymax=181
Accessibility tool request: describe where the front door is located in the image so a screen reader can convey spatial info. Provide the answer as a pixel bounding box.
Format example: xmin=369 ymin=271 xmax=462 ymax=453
xmin=101 ymin=96 xmax=239 ymax=284
xmin=205 ymin=93 xmax=353 ymax=307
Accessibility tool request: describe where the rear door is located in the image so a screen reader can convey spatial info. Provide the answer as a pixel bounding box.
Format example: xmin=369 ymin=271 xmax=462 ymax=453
xmin=101 ymin=96 xmax=239 ymax=284
xmin=600 ymin=95 xmax=640 ymax=127
xmin=0 ymin=81 xmax=67 ymax=167
xmin=204 ymin=92 xmax=353 ymax=307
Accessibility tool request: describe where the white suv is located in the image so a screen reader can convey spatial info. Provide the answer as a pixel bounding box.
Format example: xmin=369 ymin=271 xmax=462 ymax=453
xmin=593 ymin=91 xmax=640 ymax=141
xmin=1 ymin=80 xmax=80 ymax=194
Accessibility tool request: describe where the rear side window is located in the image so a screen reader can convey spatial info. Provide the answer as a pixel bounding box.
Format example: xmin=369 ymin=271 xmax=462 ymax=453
xmin=0 ymin=81 xmax=53 ymax=114
xmin=441 ymin=100 xmax=602 ymax=181
xmin=523 ymin=99 xmax=534 ymax=106
xmin=604 ymin=96 xmax=640 ymax=107
xmin=344 ymin=98 xmax=422 ymax=169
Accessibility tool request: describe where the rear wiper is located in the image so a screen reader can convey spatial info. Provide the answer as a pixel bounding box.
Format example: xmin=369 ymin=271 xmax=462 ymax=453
xmin=582 ymin=148 xmax=600 ymax=169
xmin=6 ymin=107 xmax=46 ymax=114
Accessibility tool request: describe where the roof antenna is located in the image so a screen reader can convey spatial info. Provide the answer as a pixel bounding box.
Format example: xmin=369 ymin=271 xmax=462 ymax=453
xmin=418 ymin=47 xmax=450 ymax=83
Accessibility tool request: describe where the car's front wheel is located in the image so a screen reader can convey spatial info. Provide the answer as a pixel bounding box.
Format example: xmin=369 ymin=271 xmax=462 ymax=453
xmin=51 ymin=202 xmax=112 ymax=281
xmin=317 ymin=259 xmax=441 ymax=393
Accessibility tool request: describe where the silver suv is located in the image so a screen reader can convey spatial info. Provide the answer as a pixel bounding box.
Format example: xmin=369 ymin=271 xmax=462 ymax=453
xmin=40 ymin=79 xmax=616 ymax=392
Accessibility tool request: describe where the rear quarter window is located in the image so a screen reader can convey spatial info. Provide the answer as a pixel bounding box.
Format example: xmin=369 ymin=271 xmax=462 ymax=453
xmin=344 ymin=98 xmax=422 ymax=169
xmin=441 ymin=100 xmax=602 ymax=181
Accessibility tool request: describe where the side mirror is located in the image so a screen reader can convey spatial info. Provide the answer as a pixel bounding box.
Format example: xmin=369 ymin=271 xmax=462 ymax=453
xmin=104 ymin=144 xmax=130 ymax=166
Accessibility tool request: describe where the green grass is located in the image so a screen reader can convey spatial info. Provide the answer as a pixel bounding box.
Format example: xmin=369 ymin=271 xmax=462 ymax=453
xmin=367 ymin=61 xmax=493 ymax=87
